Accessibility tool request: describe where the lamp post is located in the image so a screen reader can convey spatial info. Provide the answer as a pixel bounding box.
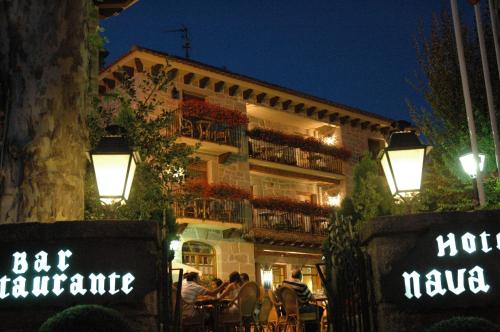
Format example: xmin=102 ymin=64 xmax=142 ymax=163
xmin=380 ymin=131 xmax=428 ymax=200
xmin=460 ymin=152 xmax=486 ymax=206
xmin=90 ymin=125 xmax=140 ymax=205
xmin=459 ymin=152 xmax=486 ymax=178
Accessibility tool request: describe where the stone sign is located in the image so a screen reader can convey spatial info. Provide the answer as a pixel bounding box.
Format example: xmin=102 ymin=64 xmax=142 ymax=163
xmin=0 ymin=220 xmax=160 ymax=332
xmin=361 ymin=210 xmax=500 ymax=331
xmin=382 ymin=222 xmax=500 ymax=309
xmin=0 ymin=241 xmax=155 ymax=307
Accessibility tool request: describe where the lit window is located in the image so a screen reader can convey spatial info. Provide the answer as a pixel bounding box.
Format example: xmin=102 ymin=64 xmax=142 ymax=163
xmin=272 ymin=264 xmax=287 ymax=290
xmin=182 ymin=241 xmax=216 ymax=279
xmin=302 ymin=266 xmax=322 ymax=294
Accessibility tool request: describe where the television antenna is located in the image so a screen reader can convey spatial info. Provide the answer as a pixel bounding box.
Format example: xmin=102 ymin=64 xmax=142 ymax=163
xmin=164 ymin=25 xmax=191 ymax=58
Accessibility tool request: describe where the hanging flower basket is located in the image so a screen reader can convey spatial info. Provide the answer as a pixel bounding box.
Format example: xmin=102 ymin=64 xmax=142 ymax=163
xmin=247 ymin=127 xmax=351 ymax=160
xmin=251 ymin=196 xmax=332 ymax=217
xmin=181 ymin=100 xmax=249 ymax=128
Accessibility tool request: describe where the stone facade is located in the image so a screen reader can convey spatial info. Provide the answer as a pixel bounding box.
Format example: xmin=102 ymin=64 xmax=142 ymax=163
xmin=100 ymin=47 xmax=393 ymax=285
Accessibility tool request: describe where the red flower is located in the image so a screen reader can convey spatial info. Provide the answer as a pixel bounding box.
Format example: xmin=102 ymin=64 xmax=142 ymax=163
xmin=182 ymin=179 xmax=251 ymax=200
xmin=247 ymin=127 xmax=351 ymax=161
xmin=181 ymin=100 xmax=249 ymax=127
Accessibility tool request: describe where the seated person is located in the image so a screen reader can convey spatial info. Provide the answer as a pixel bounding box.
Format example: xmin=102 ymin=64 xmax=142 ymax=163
xmin=181 ymin=272 xmax=227 ymax=321
xmin=240 ymin=273 xmax=250 ymax=283
xmin=210 ymin=278 xmax=223 ymax=297
xmin=282 ymin=269 xmax=324 ymax=332
xmin=211 ymin=278 xmax=223 ymax=289
xmin=219 ymin=272 xmax=244 ymax=319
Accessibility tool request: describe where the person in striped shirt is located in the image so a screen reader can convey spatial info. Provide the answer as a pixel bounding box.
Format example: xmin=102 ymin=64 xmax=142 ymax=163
xmin=282 ymin=269 xmax=324 ymax=332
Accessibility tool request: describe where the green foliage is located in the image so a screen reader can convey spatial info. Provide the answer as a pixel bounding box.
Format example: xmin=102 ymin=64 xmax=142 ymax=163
xmin=85 ymin=61 xmax=197 ymax=221
xmin=340 ymin=155 xmax=395 ymax=226
xmin=409 ymin=9 xmax=500 ymax=211
xmin=425 ymin=316 xmax=500 ymax=332
xmin=39 ymin=305 xmax=132 ymax=332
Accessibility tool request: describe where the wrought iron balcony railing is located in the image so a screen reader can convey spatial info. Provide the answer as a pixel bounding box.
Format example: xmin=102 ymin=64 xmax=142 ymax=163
xmin=248 ymin=138 xmax=343 ymax=174
xmin=252 ymin=208 xmax=329 ymax=236
xmin=168 ymin=110 xmax=243 ymax=148
xmin=173 ymin=198 xmax=247 ymax=224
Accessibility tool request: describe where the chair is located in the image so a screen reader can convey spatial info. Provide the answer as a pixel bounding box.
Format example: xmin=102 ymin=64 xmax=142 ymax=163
xmin=221 ymin=281 xmax=260 ymax=331
xmin=181 ymin=118 xmax=194 ymax=137
xmin=256 ymin=295 xmax=277 ymax=332
xmin=180 ymin=298 xmax=206 ymax=332
xmin=275 ymin=286 xmax=319 ymax=332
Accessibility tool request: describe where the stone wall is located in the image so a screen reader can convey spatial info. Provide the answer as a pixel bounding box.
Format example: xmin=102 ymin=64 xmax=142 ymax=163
xmin=250 ymin=173 xmax=318 ymax=202
xmin=0 ymin=220 xmax=159 ymax=332
xmin=341 ymin=124 xmax=385 ymax=194
xmin=360 ymin=210 xmax=500 ymax=331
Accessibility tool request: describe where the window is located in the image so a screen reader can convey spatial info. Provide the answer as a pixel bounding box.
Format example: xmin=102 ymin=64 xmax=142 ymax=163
xmin=182 ymin=241 xmax=217 ymax=279
xmin=187 ymin=160 xmax=208 ymax=180
xmin=272 ymin=264 xmax=287 ymax=289
xmin=368 ymin=138 xmax=385 ymax=159
xmin=302 ymin=265 xmax=322 ymax=294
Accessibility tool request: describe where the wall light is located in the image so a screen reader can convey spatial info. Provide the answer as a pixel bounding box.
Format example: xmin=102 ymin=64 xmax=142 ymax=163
xmin=261 ymin=268 xmax=273 ymax=290
xmin=323 ymin=134 xmax=337 ymax=146
xmin=327 ymin=194 xmax=341 ymax=207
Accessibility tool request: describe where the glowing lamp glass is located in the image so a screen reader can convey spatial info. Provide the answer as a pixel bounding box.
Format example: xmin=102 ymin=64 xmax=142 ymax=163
xmin=380 ymin=131 xmax=427 ymax=198
xmin=90 ymin=128 xmax=139 ymax=205
xmin=459 ymin=153 xmax=485 ymax=178
xmin=261 ymin=269 xmax=273 ymax=290
xmin=170 ymin=240 xmax=181 ymax=251
xmin=323 ymin=135 xmax=336 ymax=146
xmin=327 ymin=194 xmax=341 ymax=207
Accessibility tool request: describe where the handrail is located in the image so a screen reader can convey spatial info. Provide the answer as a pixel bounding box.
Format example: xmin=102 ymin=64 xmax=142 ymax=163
xmin=248 ymin=138 xmax=342 ymax=174
xmin=173 ymin=198 xmax=247 ymax=224
xmin=252 ymin=207 xmax=329 ymax=236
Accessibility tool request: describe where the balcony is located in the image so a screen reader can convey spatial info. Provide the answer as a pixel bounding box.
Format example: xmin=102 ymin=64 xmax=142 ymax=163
xmin=173 ymin=180 xmax=251 ymax=229
xmin=177 ymin=117 xmax=243 ymax=148
xmin=173 ymin=198 xmax=247 ymax=228
xmin=246 ymin=198 xmax=330 ymax=248
xmin=248 ymin=138 xmax=343 ymax=175
xmin=253 ymin=208 xmax=328 ymax=236
xmin=168 ymin=100 xmax=248 ymax=153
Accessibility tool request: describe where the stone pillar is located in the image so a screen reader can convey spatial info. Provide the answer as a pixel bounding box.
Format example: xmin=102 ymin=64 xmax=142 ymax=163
xmin=360 ymin=210 xmax=500 ymax=331
xmin=0 ymin=0 xmax=97 ymax=222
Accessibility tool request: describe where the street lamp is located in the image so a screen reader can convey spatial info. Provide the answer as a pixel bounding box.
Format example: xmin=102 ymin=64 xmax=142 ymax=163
xmin=380 ymin=131 xmax=428 ymax=199
xmin=459 ymin=152 xmax=485 ymax=178
xmin=90 ymin=125 xmax=140 ymax=205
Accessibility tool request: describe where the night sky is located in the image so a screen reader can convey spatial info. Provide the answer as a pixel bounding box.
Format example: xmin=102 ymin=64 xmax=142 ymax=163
xmin=102 ymin=0 xmax=476 ymax=122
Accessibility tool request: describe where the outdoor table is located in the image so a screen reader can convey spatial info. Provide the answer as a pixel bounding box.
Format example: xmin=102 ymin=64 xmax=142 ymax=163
xmin=195 ymin=295 xmax=232 ymax=331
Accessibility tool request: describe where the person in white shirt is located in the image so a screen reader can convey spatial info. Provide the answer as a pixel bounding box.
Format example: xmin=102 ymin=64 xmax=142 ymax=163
xmin=181 ymin=272 xmax=227 ymax=321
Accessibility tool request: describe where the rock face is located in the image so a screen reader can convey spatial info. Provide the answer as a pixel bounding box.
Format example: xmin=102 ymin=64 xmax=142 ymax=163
xmin=0 ymin=0 xmax=97 ymax=222
xmin=361 ymin=210 xmax=500 ymax=332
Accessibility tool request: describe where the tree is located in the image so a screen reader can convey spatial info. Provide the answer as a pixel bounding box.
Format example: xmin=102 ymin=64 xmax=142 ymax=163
xmin=340 ymin=154 xmax=395 ymax=226
xmin=0 ymin=1 xmax=100 ymax=223
xmin=409 ymin=9 xmax=500 ymax=210
xmin=85 ymin=63 xmax=197 ymax=221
